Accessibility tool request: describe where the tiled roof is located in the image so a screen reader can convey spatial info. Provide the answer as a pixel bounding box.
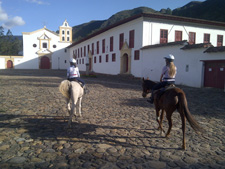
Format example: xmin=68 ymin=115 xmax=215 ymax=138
xmin=141 ymin=40 xmax=187 ymax=50
xmin=181 ymin=43 xmax=213 ymax=50
xmin=204 ymin=46 xmax=225 ymax=53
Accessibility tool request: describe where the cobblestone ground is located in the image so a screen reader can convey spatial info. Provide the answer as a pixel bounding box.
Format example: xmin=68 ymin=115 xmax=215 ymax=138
xmin=0 ymin=70 xmax=224 ymax=169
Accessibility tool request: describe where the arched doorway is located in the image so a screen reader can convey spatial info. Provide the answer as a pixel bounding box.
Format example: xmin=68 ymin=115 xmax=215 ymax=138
xmin=122 ymin=54 xmax=129 ymax=73
xmin=40 ymin=56 xmax=50 ymax=69
xmin=120 ymin=42 xmax=131 ymax=74
xmin=7 ymin=60 xmax=13 ymax=69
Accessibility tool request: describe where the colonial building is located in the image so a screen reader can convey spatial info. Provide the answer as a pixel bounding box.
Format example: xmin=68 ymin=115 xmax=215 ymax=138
xmin=67 ymin=13 xmax=225 ymax=89
xmin=0 ymin=20 xmax=72 ymax=69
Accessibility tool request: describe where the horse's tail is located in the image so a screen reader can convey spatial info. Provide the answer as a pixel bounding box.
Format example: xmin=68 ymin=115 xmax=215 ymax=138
xmin=59 ymin=80 xmax=71 ymax=100
xmin=178 ymin=92 xmax=202 ymax=133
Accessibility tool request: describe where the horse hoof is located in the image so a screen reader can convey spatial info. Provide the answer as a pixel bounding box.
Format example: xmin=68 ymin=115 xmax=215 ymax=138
xmin=165 ymin=134 xmax=170 ymax=138
xmin=65 ymin=124 xmax=72 ymax=129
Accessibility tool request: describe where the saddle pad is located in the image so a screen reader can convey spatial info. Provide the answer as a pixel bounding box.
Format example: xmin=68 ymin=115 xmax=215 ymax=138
xmin=157 ymin=85 xmax=176 ymax=99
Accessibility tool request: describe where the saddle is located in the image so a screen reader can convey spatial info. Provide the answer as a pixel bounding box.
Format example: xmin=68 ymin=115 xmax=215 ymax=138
xmin=155 ymin=84 xmax=176 ymax=99
xmin=69 ymin=78 xmax=84 ymax=88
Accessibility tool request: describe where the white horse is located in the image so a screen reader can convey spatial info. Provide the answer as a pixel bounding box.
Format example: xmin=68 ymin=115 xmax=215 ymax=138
xmin=59 ymin=80 xmax=84 ymax=127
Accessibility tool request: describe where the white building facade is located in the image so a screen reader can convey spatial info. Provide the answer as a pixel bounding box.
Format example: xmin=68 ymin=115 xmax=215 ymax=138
xmin=0 ymin=20 xmax=72 ymax=70
xmin=68 ymin=13 xmax=225 ymax=89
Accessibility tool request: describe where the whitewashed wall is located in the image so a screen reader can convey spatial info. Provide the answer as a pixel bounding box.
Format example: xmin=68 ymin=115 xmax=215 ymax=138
xmin=143 ymin=18 xmax=225 ymax=47
xmin=0 ymin=58 xmax=5 ymax=69
xmin=52 ymin=47 xmax=70 ymax=69
xmin=141 ymin=45 xmax=225 ymax=88
xmin=69 ymin=18 xmax=144 ymax=74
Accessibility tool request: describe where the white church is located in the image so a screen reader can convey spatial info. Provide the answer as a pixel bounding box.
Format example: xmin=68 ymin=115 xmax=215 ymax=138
xmin=0 ymin=20 xmax=72 ymax=70
xmin=0 ymin=13 xmax=225 ymax=89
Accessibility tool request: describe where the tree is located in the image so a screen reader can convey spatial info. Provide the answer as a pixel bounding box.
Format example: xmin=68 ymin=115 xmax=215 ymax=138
xmin=0 ymin=26 xmax=5 ymax=55
xmin=0 ymin=28 xmax=22 ymax=55
xmin=0 ymin=26 xmax=4 ymax=36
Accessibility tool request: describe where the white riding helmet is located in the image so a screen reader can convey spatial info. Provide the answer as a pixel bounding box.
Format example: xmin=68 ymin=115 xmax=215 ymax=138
xmin=70 ymin=58 xmax=76 ymax=63
xmin=164 ymin=54 xmax=175 ymax=61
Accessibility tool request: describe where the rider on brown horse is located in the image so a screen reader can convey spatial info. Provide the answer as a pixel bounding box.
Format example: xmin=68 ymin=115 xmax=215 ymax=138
xmin=147 ymin=54 xmax=177 ymax=103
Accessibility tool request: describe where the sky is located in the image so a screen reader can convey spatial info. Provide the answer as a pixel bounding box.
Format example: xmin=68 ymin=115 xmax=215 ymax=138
xmin=0 ymin=0 xmax=206 ymax=36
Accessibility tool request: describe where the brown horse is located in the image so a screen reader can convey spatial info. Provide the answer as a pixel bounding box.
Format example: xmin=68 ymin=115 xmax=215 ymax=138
xmin=142 ymin=78 xmax=202 ymax=150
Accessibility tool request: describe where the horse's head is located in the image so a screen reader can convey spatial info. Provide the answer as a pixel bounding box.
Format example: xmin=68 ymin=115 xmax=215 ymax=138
xmin=142 ymin=77 xmax=152 ymax=98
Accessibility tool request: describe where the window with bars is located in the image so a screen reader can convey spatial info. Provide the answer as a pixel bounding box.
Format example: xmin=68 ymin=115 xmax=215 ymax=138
xmin=204 ymin=34 xmax=210 ymax=43
xmin=106 ymin=54 xmax=109 ymax=62
xmin=119 ymin=33 xmax=124 ymax=50
xmin=102 ymin=39 xmax=105 ymax=53
xmin=129 ymin=30 xmax=135 ymax=48
xmin=175 ymin=31 xmax=182 ymax=42
xmin=42 ymin=43 xmax=47 ymax=48
xmin=110 ymin=36 xmax=114 ymax=52
xmin=160 ymin=29 xmax=168 ymax=44
xmin=97 ymin=41 xmax=99 ymax=54
xmin=92 ymin=43 xmax=94 ymax=55
xmin=84 ymin=46 xmax=86 ymax=57
xmin=112 ymin=53 xmax=116 ymax=62
xmin=189 ymin=32 xmax=196 ymax=45
xmin=134 ymin=50 xmax=140 ymax=60
xmin=217 ymin=35 xmax=223 ymax=47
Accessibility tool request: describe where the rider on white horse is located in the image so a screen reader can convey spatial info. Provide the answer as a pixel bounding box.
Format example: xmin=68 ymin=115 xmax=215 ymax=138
xmin=67 ymin=58 xmax=88 ymax=93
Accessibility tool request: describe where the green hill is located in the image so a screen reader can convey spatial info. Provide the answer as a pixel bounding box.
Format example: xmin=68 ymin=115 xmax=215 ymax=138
xmin=72 ymin=7 xmax=156 ymax=42
xmin=172 ymin=0 xmax=225 ymax=22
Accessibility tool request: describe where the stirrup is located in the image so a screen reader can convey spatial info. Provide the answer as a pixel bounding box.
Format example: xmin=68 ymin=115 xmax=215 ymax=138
xmin=147 ymin=98 xmax=154 ymax=104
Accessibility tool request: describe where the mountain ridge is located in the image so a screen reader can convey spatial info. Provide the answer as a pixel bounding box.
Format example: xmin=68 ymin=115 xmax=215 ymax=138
xmin=71 ymin=0 xmax=225 ymax=42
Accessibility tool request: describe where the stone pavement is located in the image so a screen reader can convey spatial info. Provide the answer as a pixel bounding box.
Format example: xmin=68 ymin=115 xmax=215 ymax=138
xmin=0 ymin=69 xmax=224 ymax=169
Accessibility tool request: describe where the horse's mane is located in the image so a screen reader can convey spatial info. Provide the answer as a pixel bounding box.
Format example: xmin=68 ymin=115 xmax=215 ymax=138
xmin=144 ymin=79 xmax=157 ymax=89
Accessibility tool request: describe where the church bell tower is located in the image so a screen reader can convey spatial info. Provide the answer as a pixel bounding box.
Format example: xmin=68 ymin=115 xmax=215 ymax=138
xmin=59 ymin=19 xmax=72 ymax=43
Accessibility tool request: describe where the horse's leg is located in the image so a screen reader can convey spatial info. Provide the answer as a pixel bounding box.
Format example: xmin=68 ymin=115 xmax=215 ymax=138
xmin=155 ymin=107 xmax=162 ymax=132
xmin=159 ymin=109 xmax=165 ymax=134
xmin=165 ymin=111 xmax=173 ymax=138
xmin=78 ymin=97 xmax=82 ymax=117
xmin=67 ymin=92 xmax=78 ymax=127
xmin=67 ymin=98 xmax=71 ymax=112
xmin=180 ymin=113 xmax=186 ymax=150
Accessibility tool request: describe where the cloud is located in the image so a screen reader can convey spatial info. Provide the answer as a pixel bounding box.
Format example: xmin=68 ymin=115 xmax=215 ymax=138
xmin=0 ymin=1 xmax=8 ymax=21
xmin=2 ymin=16 xmax=25 ymax=29
xmin=25 ymin=0 xmax=50 ymax=5
xmin=0 ymin=1 xmax=25 ymax=29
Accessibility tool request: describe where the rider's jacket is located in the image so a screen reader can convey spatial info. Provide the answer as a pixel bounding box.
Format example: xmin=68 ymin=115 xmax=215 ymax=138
xmin=67 ymin=65 xmax=80 ymax=79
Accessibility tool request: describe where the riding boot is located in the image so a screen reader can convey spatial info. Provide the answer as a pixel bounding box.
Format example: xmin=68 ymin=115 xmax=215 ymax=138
xmin=147 ymin=91 xmax=154 ymax=104
xmin=83 ymin=85 xmax=89 ymax=94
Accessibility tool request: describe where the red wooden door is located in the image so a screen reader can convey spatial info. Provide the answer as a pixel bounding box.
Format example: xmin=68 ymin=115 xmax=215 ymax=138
xmin=204 ymin=60 xmax=225 ymax=89
xmin=40 ymin=56 xmax=50 ymax=69
xmin=124 ymin=54 xmax=128 ymax=73
xmin=7 ymin=60 xmax=13 ymax=68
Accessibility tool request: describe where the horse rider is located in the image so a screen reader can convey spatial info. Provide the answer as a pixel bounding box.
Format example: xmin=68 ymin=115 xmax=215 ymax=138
xmin=147 ymin=54 xmax=177 ymax=104
xmin=67 ymin=58 xmax=88 ymax=94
